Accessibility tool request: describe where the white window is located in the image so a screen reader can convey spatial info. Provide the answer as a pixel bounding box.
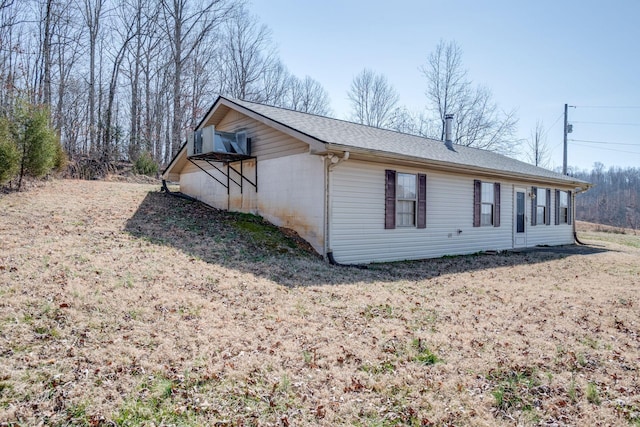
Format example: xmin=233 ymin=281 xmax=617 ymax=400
xmin=396 ymin=173 xmax=416 ymax=227
xmin=481 ymin=182 xmax=494 ymax=226
xmin=559 ymin=191 xmax=568 ymax=224
xmin=536 ymin=188 xmax=546 ymax=225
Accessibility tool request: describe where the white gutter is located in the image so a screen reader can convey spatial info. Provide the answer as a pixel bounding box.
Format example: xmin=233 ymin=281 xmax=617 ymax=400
xmin=323 ymin=143 xmax=591 ymax=191
xmin=324 ymin=151 xmax=349 ymax=263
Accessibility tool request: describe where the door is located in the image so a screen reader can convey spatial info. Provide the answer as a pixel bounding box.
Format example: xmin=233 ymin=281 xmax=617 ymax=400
xmin=514 ymin=187 xmax=527 ymax=247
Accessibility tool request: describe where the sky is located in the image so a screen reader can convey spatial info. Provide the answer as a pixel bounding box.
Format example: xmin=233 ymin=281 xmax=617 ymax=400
xmin=249 ymin=0 xmax=640 ymax=171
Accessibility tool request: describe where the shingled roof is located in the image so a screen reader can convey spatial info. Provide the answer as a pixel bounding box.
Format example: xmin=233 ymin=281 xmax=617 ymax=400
xmin=220 ymin=97 xmax=587 ymax=187
xmin=166 ymin=96 xmax=588 ymax=188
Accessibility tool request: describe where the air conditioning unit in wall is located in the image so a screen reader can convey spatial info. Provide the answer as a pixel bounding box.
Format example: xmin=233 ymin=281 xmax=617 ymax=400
xmin=201 ymin=125 xmax=215 ymax=154
xmin=187 ymin=126 xmax=251 ymax=157
xmin=215 ymin=130 xmax=250 ymax=156
xmin=187 ymin=129 xmax=203 ymax=156
xmin=187 ymin=126 xmax=211 ymax=156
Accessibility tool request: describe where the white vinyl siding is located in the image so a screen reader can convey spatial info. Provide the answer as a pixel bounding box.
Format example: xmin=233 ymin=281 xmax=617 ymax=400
xmin=526 ymin=187 xmax=572 ymax=247
xmin=182 ymin=152 xmax=325 ymax=254
xmin=178 ymin=110 xmax=324 ymax=253
xmin=180 ymin=162 xmax=230 ymax=209
xmin=329 ymin=160 xmax=577 ymax=264
xmin=329 ymin=161 xmax=513 ymax=264
xmin=215 ymin=110 xmax=308 ymax=160
xmin=256 ymin=153 xmax=325 ymax=253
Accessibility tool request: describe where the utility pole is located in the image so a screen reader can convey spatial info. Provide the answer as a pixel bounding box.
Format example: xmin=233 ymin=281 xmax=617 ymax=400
xmin=562 ymin=104 xmax=575 ymax=175
xmin=563 ymin=103 xmax=568 ymax=175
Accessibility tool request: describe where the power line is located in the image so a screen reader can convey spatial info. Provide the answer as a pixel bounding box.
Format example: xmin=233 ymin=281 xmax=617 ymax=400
xmin=572 ymin=121 xmax=640 ymax=127
xmin=543 ymin=112 xmax=566 ymax=151
xmin=569 ymin=139 xmax=639 ymax=147
xmin=571 ymin=142 xmax=640 ymax=155
xmin=546 ymin=112 xmax=565 ymax=135
xmin=573 ymin=105 xmax=640 ymax=109
xmin=549 ymin=112 xmax=564 ymax=130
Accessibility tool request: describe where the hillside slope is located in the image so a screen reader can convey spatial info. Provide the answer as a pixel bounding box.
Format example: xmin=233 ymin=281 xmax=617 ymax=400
xmin=1 ymin=180 xmax=639 ymax=426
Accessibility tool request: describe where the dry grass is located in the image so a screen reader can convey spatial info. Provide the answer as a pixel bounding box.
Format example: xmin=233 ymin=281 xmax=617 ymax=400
xmin=1 ymin=180 xmax=639 ymax=426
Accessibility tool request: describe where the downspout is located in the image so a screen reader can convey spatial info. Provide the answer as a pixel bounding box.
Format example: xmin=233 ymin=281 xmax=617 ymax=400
xmin=573 ymin=187 xmax=588 ymax=245
xmin=324 ymin=151 xmax=349 ymax=265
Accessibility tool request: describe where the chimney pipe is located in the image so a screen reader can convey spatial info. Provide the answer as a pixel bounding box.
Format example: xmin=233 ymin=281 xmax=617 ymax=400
xmin=444 ymin=114 xmax=454 ymax=151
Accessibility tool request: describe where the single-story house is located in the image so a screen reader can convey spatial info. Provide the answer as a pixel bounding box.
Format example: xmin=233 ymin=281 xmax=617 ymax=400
xmin=163 ymin=96 xmax=590 ymax=264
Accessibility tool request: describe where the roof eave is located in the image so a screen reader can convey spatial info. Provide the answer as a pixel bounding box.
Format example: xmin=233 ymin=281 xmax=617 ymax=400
xmin=164 ymin=95 xmax=330 ymax=178
xmin=325 ymin=144 xmax=591 ymax=190
xmin=217 ymin=97 xmax=327 ymax=152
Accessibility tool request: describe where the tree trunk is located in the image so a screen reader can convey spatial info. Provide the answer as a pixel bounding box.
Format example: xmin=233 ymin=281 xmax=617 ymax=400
xmin=41 ymin=0 xmax=53 ymax=107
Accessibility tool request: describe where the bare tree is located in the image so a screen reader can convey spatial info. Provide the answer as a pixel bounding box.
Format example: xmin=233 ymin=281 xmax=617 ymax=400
xmin=123 ymin=0 xmax=145 ymax=161
xmin=260 ymin=59 xmax=290 ymax=106
xmin=102 ymin=1 xmax=139 ymax=161
xmin=0 ymin=0 xmax=337 ymax=170
xmin=37 ymin=0 xmax=54 ymax=106
xmin=160 ymin=0 xmax=235 ymax=162
xmin=419 ymin=40 xmax=467 ymax=141
xmin=420 ymin=40 xmax=518 ymax=154
xmin=525 ymin=120 xmax=550 ymax=167
xmin=80 ymin=0 xmax=106 ymax=155
xmin=574 ymin=164 xmax=640 ymax=230
xmin=347 ymin=68 xmax=399 ymax=128
xmin=0 ymin=1 xmax=29 ymax=110
xmin=52 ymin=2 xmax=83 ymax=148
xmin=185 ymin=42 xmax=216 ymax=128
xmin=285 ymin=75 xmax=331 ymax=116
xmin=216 ymin=8 xmax=280 ymax=102
xmin=388 ymin=106 xmax=434 ymax=137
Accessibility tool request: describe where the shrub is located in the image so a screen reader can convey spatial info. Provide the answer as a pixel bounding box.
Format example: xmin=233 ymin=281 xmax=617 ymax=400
xmin=0 ymin=119 xmax=19 ymax=184
xmin=0 ymin=102 xmax=65 ymax=189
xmin=18 ymin=105 xmax=58 ymax=178
xmin=53 ymin=140 xmax=68 ymax=173
xmin=134 ymin=151 xmax=158 ymax=176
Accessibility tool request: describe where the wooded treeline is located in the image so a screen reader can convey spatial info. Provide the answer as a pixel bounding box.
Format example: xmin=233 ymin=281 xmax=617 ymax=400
xmin=573 ymin=163 xmax=640 ymax=230
xmin=0 ymin=0 xmax=331 ymax=166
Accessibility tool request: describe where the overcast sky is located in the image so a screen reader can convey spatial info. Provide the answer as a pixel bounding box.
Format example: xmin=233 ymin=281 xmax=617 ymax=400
xmin=249 ymin=0 xmax=640 ymax=171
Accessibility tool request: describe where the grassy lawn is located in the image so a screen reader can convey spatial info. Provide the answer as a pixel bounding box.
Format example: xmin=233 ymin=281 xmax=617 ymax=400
xmin=1 ymin=180 xmax=639 ymax=426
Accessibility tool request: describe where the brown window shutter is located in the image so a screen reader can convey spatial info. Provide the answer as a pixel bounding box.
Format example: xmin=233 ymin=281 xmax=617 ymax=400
xmin=545 ymin=188 xmax=551 ymax=225
xmin=417 ymin=173 xmax=427 ymax=228
xmin=493 ymin=182 xmax=501 ymax=227
xmin=531 ymin=186 xmax=537 ymax=226
xmin=473 ymin=180 xmax=481 ymax=227
xmin=555 ymin=190 xmax=560 ymax=225
xmin=385 ymin=170 xmax=396 ymax=229
xmin=568 ymin=190 xmax=573 ymax=225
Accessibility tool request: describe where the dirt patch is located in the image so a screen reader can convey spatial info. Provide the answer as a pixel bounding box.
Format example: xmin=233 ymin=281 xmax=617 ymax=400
xmin=1 ymin=180 xmax=639 ymax=426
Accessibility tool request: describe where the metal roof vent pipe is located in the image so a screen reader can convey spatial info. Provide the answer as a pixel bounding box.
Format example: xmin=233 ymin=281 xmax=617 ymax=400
xmin=444 ymin=113 xmax=455 ymax=151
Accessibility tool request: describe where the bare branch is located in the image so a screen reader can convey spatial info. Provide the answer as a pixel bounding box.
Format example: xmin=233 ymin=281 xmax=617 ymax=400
xmin=347 ymin=68 xmax=399 ymax=128
xmin=420 ymin=40 xmax=519 ymax=154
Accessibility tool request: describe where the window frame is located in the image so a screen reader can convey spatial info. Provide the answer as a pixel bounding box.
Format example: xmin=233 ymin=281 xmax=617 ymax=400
xmin=531 ymin=186 xmax=551 ymax=226
xmin=473 ymin=180 xmax=500 ymax=228
xmin=384 ymin=170 xmax=426 ymax=230
xmin=396 ymin=172 xmax=417 ymax=227
xmin=536 ymin=188 xmax=547 ymax=225
xmin=558 ymin=190 xmax=569 ymax=224
xmin=480 ymin=182 xmax=495 ymax=226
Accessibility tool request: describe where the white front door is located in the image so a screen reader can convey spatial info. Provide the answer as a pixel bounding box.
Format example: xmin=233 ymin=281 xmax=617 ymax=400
xmin=514 ymin=187 xmax=527 ymax=248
